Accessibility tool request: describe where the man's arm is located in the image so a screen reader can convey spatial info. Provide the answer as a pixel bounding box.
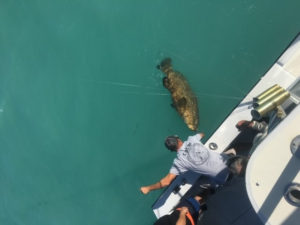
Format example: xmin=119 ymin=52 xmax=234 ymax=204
xmin=189 ymin=133 xmax=204 ymax=142
xmin=251 ymin=121 xmax=268 ymax=132
xmin=176 ymin=207 xmax=189 ymax=225
xmin=236 ymin=120 xmax=267 ymax=132
xmin=140 ymin=173 xmax=177 ymax=194
xmin=199 ymin=133 xmax=205 ymax=139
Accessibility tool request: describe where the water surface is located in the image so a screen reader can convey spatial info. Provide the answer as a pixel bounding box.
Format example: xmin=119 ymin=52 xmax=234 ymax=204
xmin=1 ymin=1 xmax=300 ymax=224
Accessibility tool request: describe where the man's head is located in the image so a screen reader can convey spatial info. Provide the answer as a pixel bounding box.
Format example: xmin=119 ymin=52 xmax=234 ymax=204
xmin=165 ymin=135 xmax=181 ymax=152
xmin=227 ymin=156 xmax=248 ymax=176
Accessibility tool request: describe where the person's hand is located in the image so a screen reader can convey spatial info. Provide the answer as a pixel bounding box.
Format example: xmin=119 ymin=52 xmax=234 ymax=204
xmin=236 ymin=120 xmax=251 ymax=131
xmin=140 ymin=186 xmax=150 ymax=195
xmin=180 ymin=207 xmax=189 ymax=215
xmin=199 ymin=133 xmax=205 ymax=138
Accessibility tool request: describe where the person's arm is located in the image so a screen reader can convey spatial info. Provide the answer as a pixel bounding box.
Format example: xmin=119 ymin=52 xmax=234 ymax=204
xmin=140 ymin=173 xmax=177 ymax=195
xmin=176 ymin=207 xmax=189 ymax=225
xmin=236 ymin=120 xmax=251 ymax=131
xmin=199 ymin=133 xmax=205 ymax=139
xmin=189 ymin=133 xmax=204 ymax=142
xmin=236 ymin=120 xmax=268 ymax=133
xmin=251 ymin=121 xmax=268 ymax=132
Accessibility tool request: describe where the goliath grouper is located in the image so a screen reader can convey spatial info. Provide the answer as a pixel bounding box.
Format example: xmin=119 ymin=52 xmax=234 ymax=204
xmin=157 ymin=58 xmax=199 ymax=131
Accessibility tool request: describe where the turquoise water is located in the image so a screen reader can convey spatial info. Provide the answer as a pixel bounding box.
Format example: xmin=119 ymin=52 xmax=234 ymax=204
xmin=1 ymin=1 xmax=300 ymax=224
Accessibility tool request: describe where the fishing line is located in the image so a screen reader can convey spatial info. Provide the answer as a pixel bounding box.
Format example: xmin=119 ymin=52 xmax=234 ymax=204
xmin=119 ymin=91 xmax=168 ymax=96
xmin=119 ymin=91 xmax=242 ymax=100
xmin=195 ymin=92 xmax=242 ymax=100
xmin=81 ymin=79 xmax=165 ymax=91
xmin=81 ymin=78 xmax=243 ymax=100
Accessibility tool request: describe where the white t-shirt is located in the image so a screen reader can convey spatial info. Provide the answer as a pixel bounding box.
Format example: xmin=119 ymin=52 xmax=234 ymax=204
xmin=170 ymin=134 xmax=229 ymax=184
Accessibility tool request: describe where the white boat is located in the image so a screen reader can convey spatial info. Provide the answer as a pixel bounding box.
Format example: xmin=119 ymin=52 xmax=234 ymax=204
xmin=152 ymin=33 xmax=300 ymax=225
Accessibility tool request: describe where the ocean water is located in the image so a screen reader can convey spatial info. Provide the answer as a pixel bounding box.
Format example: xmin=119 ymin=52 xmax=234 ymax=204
xmin=0 ymin=1 xmax=300 ymax=224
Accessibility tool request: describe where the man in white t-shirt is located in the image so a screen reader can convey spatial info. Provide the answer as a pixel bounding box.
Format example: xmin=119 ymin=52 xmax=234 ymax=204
xmin=140 ymin=133 xmax=230 ymax=195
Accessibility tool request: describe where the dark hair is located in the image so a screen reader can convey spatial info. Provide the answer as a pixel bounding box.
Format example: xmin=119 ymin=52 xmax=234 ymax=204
xmin=154 ymin=210 xmax=179 ymax=225
xmin=227 ymin=156 xmax=248 ymax=176
xmin=153 ymin=215 xmax=172 ymax=225
xmin=165 ymin=135 xmax=179 ymax=152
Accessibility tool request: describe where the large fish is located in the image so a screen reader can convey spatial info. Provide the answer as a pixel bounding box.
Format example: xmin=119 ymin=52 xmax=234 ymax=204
xmin=157 ymin=58 xmax=199 ymax=131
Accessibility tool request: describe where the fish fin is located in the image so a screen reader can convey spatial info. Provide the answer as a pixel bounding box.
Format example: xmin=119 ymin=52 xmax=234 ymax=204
xmin=176 ymin=97 xmax=187 ymax=109
xmin=162 ymin=77 xmax=170 ymax=89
